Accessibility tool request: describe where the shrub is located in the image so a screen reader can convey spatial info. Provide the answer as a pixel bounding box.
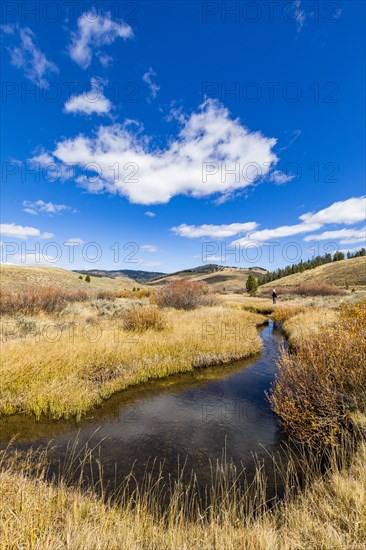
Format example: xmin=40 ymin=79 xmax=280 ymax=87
xmin=246 ymin=274 xmax=258 ymax=295
xmin=91 ymin=300 xmax=126 ymax=318
xmin=85 ymin=275 xmax=91 ymax=283
xmin=78 ymin=275 xmax=83 ymax=280
xmin=0 ymin=286 xmax=89 ymax=315
xmin=95 ymin=290 xmax=115 ymax=301
xmin=260 ymin=284 xmax=346 ymax=297
xmin=114 ymin=289 xmax=151 ymax=299
xmin=16 ymin=316 xmax=37 ymax=334
xmin=154 ymin=280 xmax=208 ymax=310
xmin=269 ymin=300 xmax=366 ymax=446
xmin=122 ymin=305 xmax=166 ymax=332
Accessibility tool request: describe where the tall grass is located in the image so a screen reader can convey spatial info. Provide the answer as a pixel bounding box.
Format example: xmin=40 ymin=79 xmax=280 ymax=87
xmin=122 ymin=306 xmax=167 ymax=332
xmin=1 ymin=435 xmax=365 ymax=549
xmin=0 ymin=307 xmax=264 ymax=419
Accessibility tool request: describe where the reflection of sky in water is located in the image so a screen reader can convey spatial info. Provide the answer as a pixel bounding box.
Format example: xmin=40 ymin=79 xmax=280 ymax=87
xmin=1 ymin=323 xmax=286 ymax=488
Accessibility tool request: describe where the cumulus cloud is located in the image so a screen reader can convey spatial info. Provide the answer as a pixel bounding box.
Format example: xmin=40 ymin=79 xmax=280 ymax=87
xmin=172 ymin=222 xmax=258 ymax=239
xmin=142 ymin=67 xmax=160 ymax=100
xmin=304 ymin=227 xmax=366 ymax=244
xmin=64 ymin=78 xmax=112 ymax=116
xmin=28 ymin=149 xmax=74 ymax=182
xmin=0 ymin=223 xmax=54 ymax=239
xmin=52 ymin=100 xmax=278 ymax=204
xmin=2 ymin=25 xmax=58 ymax=83
xmin=22 ymin=200 xmax=76 ymax=215
xmin=68 ymin=9 xmax=133 ymax=69
xmin=145 ymin=211 xmax=156 ymax=217
xmin=299 ymin=197 xmax=366 ymax=226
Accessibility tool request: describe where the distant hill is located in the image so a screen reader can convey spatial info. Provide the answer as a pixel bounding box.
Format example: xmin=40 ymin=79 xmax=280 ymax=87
xmin=150 ymin=265 xmax=268 ymax=292
xmin=73 ymin=269 xmax=165 ymax=283
xmin=0 ymin=265 xmax=137 ymax=292
xmin=259 ymin=257 xmax=366 ymax=290
xmin=0 ymin=263 xmax=269 ymax=294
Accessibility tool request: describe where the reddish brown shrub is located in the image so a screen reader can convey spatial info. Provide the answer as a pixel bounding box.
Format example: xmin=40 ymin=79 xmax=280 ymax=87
xmin=154 ymin=280 xmax=209 ymax=310
xmin=0 ymin=286 xmax=89 ymax=315
xmin=260 ymin=284 xmax=346 ymax=297
xmin=269 ymin=300 xmax=366 ymax=446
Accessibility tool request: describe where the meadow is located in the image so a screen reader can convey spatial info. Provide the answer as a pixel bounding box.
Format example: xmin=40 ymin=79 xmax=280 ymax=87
xmin=1 ymin=269 xmax=366 ymax=549
xmin=0 ymin=283 xmax=265 ymax=420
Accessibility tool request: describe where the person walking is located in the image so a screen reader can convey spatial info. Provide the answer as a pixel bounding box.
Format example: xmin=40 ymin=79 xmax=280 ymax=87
xmin=272 ymin=289 xmax=277 ymax=305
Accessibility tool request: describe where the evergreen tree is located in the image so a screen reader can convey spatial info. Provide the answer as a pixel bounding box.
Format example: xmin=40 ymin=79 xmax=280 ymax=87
xmin=246 ymin=274 xmax=258 ymax=294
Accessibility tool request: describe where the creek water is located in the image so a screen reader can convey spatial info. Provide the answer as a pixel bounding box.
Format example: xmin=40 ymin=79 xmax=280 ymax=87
xmin=0 ymin=321 xmax=289 ymax=498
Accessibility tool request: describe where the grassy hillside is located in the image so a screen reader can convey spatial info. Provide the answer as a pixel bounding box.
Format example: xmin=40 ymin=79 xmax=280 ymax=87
xmin=74 ymin=269 xmax=165 ymax=282
xmin=260 ymin=257 xmax=366 ymax=290
xmin=0 ymin=265 xmax=137 ymax=292
xmin=150 ymin=266 xmax=267 ymax=292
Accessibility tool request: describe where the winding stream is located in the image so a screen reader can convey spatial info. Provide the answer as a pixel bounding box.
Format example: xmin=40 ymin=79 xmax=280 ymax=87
xmin=0 ymin=321 xmax=288 ymax=495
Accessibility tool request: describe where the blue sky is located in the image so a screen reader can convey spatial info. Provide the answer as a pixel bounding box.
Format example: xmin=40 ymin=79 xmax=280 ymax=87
xmin=1 ymin=0 xmax=365 ymax=272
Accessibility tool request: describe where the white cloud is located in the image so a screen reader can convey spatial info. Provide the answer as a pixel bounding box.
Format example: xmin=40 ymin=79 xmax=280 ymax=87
xmin=230 ymin=196 xmax=366 ymax=246
xmin=172 ymin=222 xmax=258 ymax=239
xmin=304 ymin=227 xmax=366 ymax=244
xmin=293 ymin=1 xmax=305 ymax=33
xmin=142 ymin=67 xmax=160 ymax=100
xmin=53 ymin=100 xmax=278 ymax=205
xmin=299 ymin=197 xmax=366 ymax=226
xmin=138 ymin=261 xmax=162 ymax=268
xmin=64 ymin=237 xmax=84 ymax=246
xmin=3 ymin=25 xmax=58 ymax=83
xmin=233 ymin=223 xmax=322 ymax=244
xmin=0 ymin=223 xmax=54 ymax=239
xmin=64 ymin=78 xmax=112 ymax=116
xmin=204 ymin=256 xmax=224 ymax=262
xmin=22 ymin=200 xmax=76 ymax=215
xmin=145 ymin=211 xmax=156 ymax=217
xmin=141 ymin=244 xmax=158 ymax=253
xmin=270 ymin=170 xmax=295 ymax=185
xmin=278 ymin=129 xmax=302 ymax=152
xmin=68 ymin=9 xmax=133 ymax=69
xmin=28 ymin=149 xmax=74 ymax=182
xmin=0 ymin=253 xmax=59 ymax=266
xmin=98 ymin=53 xmax=113 ymax=67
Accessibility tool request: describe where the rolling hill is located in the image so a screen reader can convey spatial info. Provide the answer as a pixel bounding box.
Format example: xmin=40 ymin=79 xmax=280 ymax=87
xmin=150 ymin=265 xmax=268 ymax=292
xmin=0 ymin=265 xmax=137 ymax=292
xmin=259 ymin=257 xmax=366 ymax=290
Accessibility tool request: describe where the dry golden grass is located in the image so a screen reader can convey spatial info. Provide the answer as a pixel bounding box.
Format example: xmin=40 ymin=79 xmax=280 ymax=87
xmin=122 ymin=305 xmax=167 ymax=331
xmin=1 ymin=439 xmax=365 ymax=549
xmin=0 ymin=306 xmax=264 ymax=420
xmin=260 ymin=256 xmax=366 ymax=290
xmin=151 ymin=267 xmax=267 ymax=293
xmin=281 ymin=308 xmax=339 ymax=348
xmin=0 ymin=265 xmax=137 ymax=292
